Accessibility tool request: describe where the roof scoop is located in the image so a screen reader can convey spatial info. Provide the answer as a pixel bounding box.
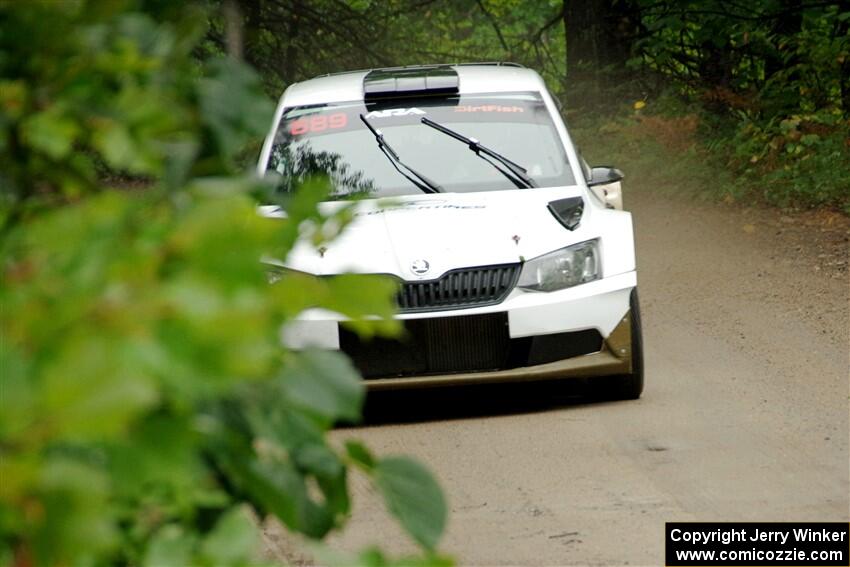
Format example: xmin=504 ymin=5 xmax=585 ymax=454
xmin=548 ymin=197 xmax=584 ymax=230
xmin=363 ymin=66 xmax=459 ymax=100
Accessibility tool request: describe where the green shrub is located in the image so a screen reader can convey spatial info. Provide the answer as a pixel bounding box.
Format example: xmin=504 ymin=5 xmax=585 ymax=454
xmin=0 ymin=2 xmax=449 ymax=565
xmin=714 ymin=111 xmax=850 ymax=210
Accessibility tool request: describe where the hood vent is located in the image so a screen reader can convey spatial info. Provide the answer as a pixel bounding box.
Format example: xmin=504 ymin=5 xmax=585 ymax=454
xmin=547 ymin=197 xmax=584 ymax=230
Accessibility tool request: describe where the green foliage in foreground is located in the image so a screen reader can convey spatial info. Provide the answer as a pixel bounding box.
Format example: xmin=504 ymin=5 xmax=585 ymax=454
xmin=1 ymin=180 xmax=448 ymax=566
xmin=0 ymin=1 xmax=449 ymax=565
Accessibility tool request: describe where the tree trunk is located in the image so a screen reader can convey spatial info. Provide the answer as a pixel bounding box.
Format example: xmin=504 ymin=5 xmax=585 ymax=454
xmin=564 ymin=0 xmax=602 ymax=75
xmin=563 ymin=0 xmax=639 ymax=105
xmin=698 ymin=42 xmax=734 ymax=90
xmin=281 ymin=0 xmax=301 ymax=85
xmin=838 ymin=0 xmax=850 ymax=116
xmin=599 ymin=0 xmax=640 ymax=71
xmin=223 ymin=0 xmax=243 ymax=60
xmin=240 ymin=0 xmax=262 ymax=69
xmin=764 ymin=0 xmax=802 ymax=80
xmin=757 ymin=0 xmax=803 ymax=115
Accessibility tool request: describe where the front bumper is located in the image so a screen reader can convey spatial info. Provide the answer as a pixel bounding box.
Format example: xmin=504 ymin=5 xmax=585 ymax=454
xmin=365 ymin=310 xmax=633 ymax=390
xmin=282 ymin=271 xmax=637 ymax=388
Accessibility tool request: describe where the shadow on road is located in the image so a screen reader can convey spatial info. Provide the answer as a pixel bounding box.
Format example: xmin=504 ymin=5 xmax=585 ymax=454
xmin=359 ymin=379 xmax=611 ymax=426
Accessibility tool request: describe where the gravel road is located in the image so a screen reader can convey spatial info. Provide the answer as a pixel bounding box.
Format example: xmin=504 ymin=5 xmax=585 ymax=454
xmin=265 ymin=187 xmax=849 ymax=566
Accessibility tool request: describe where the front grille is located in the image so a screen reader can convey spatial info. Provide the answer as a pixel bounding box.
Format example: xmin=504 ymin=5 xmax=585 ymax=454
xmin=341 ymin=313 xmax=510 ymax=377
xmin=397 ymin=263 xmax=520 ymax=313
xmin=339 ymin=313 xmax=603 ymax=379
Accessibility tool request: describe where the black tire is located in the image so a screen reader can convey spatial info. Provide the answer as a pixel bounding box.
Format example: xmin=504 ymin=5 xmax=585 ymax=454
xmin=593 ymin=288 xmax=644 ymax=400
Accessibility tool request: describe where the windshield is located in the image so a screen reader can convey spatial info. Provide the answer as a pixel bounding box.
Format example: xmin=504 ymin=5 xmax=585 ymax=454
xmin=267 ymin=92 xmax=575 ymax=197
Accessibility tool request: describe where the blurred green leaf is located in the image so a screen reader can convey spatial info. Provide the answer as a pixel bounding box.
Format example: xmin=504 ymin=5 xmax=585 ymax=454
xmin=143 ymin=524 xmax=196 ymax=567
xmin=197 ymin=58 xmax=274 ymax=171
xmin=20 ymin=106 xmax=79 ymax=160
xmin=35 ymin=456 xmax=118 ymax=566
xmin=200 ymin=505 xmax=260 ymax=565
xmin=374 ymin=457 xmax=447 ymax=552
xmin=92 ymin=121 xmax=139 ymax=172
xmin=345 ymin=440 xmax=376 ymax=471
xmin=281 ymin=349 xmax=364 ymax=423
xmin=215 ymin=446 xmax=335 ymax=538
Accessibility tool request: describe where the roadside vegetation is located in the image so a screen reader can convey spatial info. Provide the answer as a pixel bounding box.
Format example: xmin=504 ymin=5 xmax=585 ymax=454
xmin=0 ymin=2 xmax=447 ymax=565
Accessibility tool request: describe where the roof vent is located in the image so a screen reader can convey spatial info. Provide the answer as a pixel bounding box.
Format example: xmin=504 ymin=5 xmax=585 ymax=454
xmin=363 ymin=66 xmax=459 ymax=100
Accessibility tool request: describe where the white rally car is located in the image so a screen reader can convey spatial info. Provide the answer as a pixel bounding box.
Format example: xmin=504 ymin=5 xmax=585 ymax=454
xmin=259 ymin=63 xmax=643 ymax=399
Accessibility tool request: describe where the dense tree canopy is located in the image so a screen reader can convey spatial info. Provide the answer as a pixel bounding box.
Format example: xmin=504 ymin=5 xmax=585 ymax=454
xmin=208 ymin=0 xmax=848 ymax=113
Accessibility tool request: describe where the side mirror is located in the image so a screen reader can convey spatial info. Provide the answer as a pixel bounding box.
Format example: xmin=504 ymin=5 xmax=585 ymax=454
xmin=587 ymin=166 xmax=624 ymax=210
xmin=587 ymin=166 xmax=624 ymax=187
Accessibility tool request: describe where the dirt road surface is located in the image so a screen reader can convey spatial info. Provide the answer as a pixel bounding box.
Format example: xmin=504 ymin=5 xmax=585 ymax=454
xmin=265 ymin=186 xmax=849 ymax=566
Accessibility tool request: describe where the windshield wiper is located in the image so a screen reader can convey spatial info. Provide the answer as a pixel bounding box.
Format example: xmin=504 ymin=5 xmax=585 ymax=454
xmin=420 ymin=116 xmax=537 ymax=189
xmin=359 ymin=114 xmax=442 ymax=194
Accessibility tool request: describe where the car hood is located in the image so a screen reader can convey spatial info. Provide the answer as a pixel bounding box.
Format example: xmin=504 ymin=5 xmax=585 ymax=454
xmin=281 ymin=186 xmax=594 ymax=280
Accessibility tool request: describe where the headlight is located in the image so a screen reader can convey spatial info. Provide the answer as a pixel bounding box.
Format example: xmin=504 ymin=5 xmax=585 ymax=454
xmin=517 ymin=239 xmax=600 ymax=292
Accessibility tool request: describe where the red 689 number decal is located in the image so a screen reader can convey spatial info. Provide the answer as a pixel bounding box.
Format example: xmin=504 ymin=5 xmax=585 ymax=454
xmin=288 ymin=112 xmax=348 ymax=135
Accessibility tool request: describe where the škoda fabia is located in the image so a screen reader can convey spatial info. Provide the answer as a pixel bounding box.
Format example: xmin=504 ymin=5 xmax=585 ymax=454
xmin=259 ymin=63 xmax=643 ymax=399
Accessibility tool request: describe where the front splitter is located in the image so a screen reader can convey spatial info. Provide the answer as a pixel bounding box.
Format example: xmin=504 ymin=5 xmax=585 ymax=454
xmin=364 ymin=312 xmax=633 ymax=391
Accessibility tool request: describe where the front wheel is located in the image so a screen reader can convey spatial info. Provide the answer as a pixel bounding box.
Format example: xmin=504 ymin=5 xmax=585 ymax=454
xmin=593 ymin=288 xmax=644 ymax=400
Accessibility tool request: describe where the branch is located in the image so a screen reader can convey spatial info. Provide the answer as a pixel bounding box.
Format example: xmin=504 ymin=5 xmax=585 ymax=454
xmin=641 ymin=1 xmax=842 ymax=22
xmin=476 ymin=0 xmax=509 ymax=52
xmin=530 ymin=5 xmax=565 ymax=43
